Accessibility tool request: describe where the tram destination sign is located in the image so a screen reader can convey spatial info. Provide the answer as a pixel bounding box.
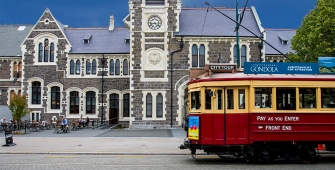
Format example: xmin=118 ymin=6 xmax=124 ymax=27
xmin=244 ymin=62 xmax=319 ymax=74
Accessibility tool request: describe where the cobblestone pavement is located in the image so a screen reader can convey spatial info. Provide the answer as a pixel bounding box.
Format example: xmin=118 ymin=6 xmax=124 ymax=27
xmin=0 ymin=128 xmax=189 ymax=155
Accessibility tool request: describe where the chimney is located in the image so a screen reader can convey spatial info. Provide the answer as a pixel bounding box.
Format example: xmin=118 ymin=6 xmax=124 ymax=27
xmin=109 ymin=15 xmax=114 ymax=31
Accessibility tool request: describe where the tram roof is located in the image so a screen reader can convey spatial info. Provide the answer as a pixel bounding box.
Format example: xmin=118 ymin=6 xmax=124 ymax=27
xmin=190 ymin=72 xmax=335 ymax=84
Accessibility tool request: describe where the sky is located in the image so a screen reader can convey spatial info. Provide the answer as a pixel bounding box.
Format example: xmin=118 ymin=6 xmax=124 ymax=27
xmin=0 ymin=0 xmax=317 ymax=29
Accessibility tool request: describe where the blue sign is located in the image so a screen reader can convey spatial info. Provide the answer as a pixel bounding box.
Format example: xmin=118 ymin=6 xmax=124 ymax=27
xmin=188 ymin=116 xmax=199 ymax=140
xmin=319 ymin=57 xmax=335 ymax=74
xmin=244 ymin=62 xmax=319 ymax=74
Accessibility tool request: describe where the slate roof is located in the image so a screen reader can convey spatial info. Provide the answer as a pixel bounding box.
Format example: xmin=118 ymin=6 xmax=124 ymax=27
xmin=177 ymin=7 xmax=262 ymax=37
xmin=0 ymin=25 xmax=33 ymax=57
xmin=265 ymin=29 xmax=296 ymax=55
xmin=64 ymin=27 xmax=130 ymax=54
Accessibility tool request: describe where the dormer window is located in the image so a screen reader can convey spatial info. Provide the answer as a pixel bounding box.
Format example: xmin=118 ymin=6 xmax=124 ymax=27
xmin=146 ymin=0 xmax=164 ymax=5
xmin=83 ymin=34 xmax=92 ymax=44
xmin=125 ymin=34 xmax=130 ymax=43
xmin=278 ymin=35 xmax=289 ymax=45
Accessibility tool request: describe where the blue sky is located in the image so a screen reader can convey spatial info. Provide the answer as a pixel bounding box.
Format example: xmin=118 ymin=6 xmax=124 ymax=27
xmin=0 ymin=0 xmax=316 ymax=29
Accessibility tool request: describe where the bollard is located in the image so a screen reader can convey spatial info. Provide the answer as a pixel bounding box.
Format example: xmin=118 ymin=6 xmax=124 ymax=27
xmin=92 ymin=120 xmax=94 ymax=130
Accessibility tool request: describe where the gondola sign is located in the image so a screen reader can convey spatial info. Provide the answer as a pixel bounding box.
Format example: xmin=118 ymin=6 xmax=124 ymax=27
xmin=244 ymin=62 xmax=319 ymax=74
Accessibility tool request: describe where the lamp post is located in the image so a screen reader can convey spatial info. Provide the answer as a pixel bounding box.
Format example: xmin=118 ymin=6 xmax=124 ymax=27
xmin=101 ymin=54 xmax=105 ymax=126
xmin=169 ymin=36 xmax=184 ymax=128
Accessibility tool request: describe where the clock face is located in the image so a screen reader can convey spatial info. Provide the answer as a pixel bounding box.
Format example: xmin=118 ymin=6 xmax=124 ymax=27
xmin=148 ymin=16 xmax=162 ymax=30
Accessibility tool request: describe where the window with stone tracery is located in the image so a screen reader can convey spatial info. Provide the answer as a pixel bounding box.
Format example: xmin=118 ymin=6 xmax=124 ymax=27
xmin=38 ymin=38 xmax=55 ymax=62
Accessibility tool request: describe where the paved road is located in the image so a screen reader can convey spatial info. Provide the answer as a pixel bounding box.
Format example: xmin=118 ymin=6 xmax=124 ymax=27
xmin=1 ymin=154 xmax=335 ymax=170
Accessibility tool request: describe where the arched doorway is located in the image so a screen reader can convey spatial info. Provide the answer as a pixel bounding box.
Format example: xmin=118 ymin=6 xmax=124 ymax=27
xmin=109 ymin=93 xmax=119 ymax=125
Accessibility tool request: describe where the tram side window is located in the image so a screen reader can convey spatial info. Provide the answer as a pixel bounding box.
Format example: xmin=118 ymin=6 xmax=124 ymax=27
xmin=217 ymin=90 xmax=223 ymax=110
xmin=299 ymin=88 xmax=316 ymax=109
xmin=227 ymin=89 xmax=234 ymax=109
xmin=254 ymin=88 xmax=272 ymax=108
xmin=321 ymin=88 xmax=335 ymax=108
xmin=191 ymin=91 xmax=201 ymax=110
xmin=238 ymin=89 xmax=245 ymax=109
xmin=205 ymin=90 xmax=212 ymax=110
xmin=276 ymin=88 xmax=296 ymax=110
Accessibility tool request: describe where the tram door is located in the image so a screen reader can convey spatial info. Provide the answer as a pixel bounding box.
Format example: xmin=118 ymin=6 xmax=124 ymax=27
xmin=109 ymin=94 xmax=119 ymax=125
xmin=214 ymin=87 xmax=249 ymax=145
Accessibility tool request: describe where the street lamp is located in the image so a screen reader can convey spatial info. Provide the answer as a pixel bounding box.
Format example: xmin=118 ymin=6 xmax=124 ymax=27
xmin=169 ymin=36 xmax=184 ymax=128
xmin=101 ymin=54 xmax=105 ymax=126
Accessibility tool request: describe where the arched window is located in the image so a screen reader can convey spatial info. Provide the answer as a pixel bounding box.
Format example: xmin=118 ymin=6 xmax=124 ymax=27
xmin=115 ymin=59 xmax=120 ymax=75
xmin=192 ymin=45 xmax=198 ymax=67
xmin=38 ymin=43 xmax=43 ymax=62
xmin=110 ymin=59 xmax=114 ymax=75
xmin=156 ymin=93 xmax=163 ymax=118
xmin=92 ymin=60 xmax=97 ymax=74
xmin=241 ymin=45 xmax=246 ymax=68
xmin=70 ymin=60 xmax=74 ymax=75
xmin=44 ymin=39 xmax=49 ymax=62
xmin=13 ymin=62 xmax=18 ymax=78
xmin=199 ymin=44 xmax=205 ymax=67
xmin=70 ymin=91 xmax=79 ymax=114
xmin=51 ymin=86 xmax=60 ymax=109
xmin=86 ymin=91 xmax=96 ymax=114
xmin=18 ymin=62 xmax=22 ymax=78
xmin=123 ymin=59 xmax=128 ymax=75
xmin=10 ymin=90 xmax=15 ymax=102
xmin=76 ymin=60 xmax=81 ymax=75
xmin=86 ymin=60 xmax=91 ymax=74
xmin=123 ymin=93 xmax=130 ymax=117
xmin=32 ymin=81 xmax=41 ymax=104
xmin=146 ymin=93 xmax=152 ymax=118
xmin=110 ymin=93 xmax=119 ymax=108
xmin=50 ymin=43 xmax=54 ymax=62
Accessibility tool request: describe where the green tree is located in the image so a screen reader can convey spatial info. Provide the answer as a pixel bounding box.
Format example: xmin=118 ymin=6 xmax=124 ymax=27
xmin=289 ymin=0 xmax=335 ymax=62
xmin=8 ymin=94 xmax=29 ymax=131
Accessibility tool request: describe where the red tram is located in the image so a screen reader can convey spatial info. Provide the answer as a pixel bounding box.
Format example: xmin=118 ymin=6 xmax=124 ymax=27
xmin=180 ymin=63 xmax=335 ymax=163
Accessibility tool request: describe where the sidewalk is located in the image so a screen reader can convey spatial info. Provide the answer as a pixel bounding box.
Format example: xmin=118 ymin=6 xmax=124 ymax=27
xmin=1 ymin=128 xmax=191 ymax=155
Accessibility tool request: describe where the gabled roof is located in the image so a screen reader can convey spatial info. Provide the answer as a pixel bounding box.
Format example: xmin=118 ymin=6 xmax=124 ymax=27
xmin=0 ymin=25 xmax=33 ymax=57
xmin=265 ymin=29 xmax=296 ymax=55
xmin=176 ymin=7 xmax=262 ymax=37
xmin=64 ymin=27 xmax=130 ymax=54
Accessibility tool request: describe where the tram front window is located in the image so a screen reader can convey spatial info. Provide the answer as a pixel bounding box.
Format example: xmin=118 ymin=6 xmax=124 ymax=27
xmin=191 ymin=91 xmax=201 ymax=110
xmin=254 ymin=88 xmax=272 ymax=108
xmin=276 ymin=88 xmax=296 ymax=110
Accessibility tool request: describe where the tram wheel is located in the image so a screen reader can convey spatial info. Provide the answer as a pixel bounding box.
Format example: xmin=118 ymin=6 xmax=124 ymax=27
xmin=299 ymin=147 xmax=317 ymax=164
xmin=252 ymin=148 xmax=270 ymax=164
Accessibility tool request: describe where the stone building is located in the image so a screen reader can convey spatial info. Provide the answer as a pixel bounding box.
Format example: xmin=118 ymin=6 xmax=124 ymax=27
xmin=0 ymin=0 xmax=295 ymax=128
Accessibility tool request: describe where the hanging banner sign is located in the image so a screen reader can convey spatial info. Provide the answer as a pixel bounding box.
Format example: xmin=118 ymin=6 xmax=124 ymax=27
xmin=244 ymin=62 xmax=319 ymax=74
xmin=188 ymin=116 xmax=199 ymax=140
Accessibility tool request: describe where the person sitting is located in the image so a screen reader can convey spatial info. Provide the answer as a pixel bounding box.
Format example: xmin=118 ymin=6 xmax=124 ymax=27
xmin=61 ymin=117 xmax=69 ymax=132
xmin=78 ymin=115 xmax=85 ymax=128
xmin=11 ymin=118 xmax=17 ymax=131
xmin=85 ymin=116 xmax=90 ymax=128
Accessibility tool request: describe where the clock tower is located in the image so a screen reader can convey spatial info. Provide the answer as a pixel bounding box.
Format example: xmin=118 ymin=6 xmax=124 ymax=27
xmin=128 ymin=0 xmax=184 ymax=128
